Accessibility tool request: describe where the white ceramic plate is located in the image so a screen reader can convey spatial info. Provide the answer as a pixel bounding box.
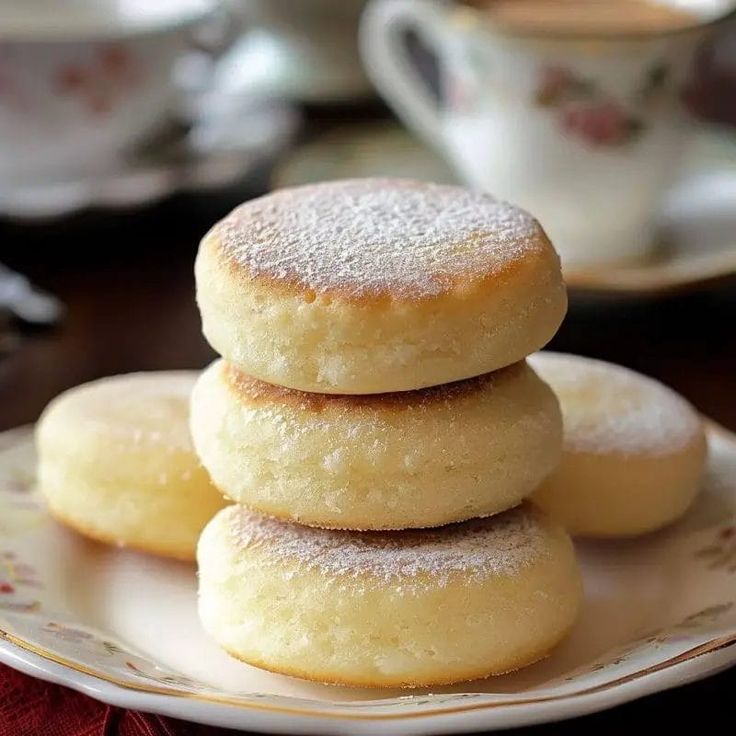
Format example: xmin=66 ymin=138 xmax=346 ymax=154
xmin=1 ymin=425 xmax=735 ymax=735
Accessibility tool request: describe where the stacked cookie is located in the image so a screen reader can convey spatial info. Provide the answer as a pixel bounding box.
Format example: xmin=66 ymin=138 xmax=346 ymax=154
xmin=192 ymin=178 xmax=582 ymax=687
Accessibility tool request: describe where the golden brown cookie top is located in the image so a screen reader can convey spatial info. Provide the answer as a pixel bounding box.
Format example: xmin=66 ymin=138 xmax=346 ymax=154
xmin=207 ymin=178 xmax=553 ymax=302
xmin=528 ymin=352 xmax=704 ymax=456
xmin=223 ymin=360 xmax=526 ymax=414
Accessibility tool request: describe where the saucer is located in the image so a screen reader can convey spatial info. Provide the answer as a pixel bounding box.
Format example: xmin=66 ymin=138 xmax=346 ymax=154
xmin=0 ymin=92 xmax=299 ymax=221
xmin=272 ymin=121 xmax=457 ymax=188
xmin=275 ymin=122 xmax=736 ymax=296
xmin=1 ymin=423 xmax=736 ymax=734
xmin=566 ymin=128 xmax=736 ymax=295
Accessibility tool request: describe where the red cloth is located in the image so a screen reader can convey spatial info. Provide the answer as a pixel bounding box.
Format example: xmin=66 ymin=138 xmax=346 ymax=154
xmin=0 ymin=664 xmax=234 ymax=736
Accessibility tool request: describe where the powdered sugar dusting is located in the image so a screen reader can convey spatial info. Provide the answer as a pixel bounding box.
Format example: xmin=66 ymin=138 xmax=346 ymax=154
xmin=214 ymin=179 xmax=544 ymax=298
xmin=528 ymin=352 xmax=703 ymax=455
xmin=229 ymin=505 xmax=547 ymax=587
xmin=53 ymin=371 xmax=199 ymax=452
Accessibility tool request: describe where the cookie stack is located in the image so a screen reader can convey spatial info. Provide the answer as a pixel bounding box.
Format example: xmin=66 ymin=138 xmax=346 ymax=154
xmin=192 ymin=178 xmax=582 ymax=687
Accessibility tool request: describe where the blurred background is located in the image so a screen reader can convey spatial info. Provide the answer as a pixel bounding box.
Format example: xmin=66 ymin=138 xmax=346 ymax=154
xmin=1 ymin=0 xmax=735 ymax=435
xmin=1 ymin=1 xmax=736 ymax=731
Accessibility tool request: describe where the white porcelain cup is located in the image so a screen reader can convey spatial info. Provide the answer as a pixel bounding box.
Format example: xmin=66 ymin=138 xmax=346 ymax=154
xmin=0 ymin=0 xmax=217 ymax=184
xmin=361 ymin=0 xmax=736 ymax=266
xmin=228 ymin=0 xmax=372 ymax=102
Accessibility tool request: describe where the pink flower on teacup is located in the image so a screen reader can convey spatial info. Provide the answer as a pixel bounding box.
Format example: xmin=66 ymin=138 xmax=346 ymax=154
xmin=561 ymin=102 xmax=642 ymax=147
xmin=55 ymin=44 xmax=143 ymax=116
xmin=533 ymin=63 xmax=653 ymax=146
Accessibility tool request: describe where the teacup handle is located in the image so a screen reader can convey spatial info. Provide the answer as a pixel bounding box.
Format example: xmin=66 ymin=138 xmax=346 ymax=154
xmin=361 ymin=0 xmax=448 ymax=151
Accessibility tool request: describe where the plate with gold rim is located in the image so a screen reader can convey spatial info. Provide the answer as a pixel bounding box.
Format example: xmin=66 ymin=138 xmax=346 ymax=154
xmin=0 ymin=424 xmax=735 ymax=735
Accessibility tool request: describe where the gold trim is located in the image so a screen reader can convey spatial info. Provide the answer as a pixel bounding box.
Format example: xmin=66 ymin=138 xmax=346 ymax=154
xmin=1 ymin=627 xmax=735 ymax=721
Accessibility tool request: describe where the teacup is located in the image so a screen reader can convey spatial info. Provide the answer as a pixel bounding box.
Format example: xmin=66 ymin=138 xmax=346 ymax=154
xmin=228 ymin=0 xmax=372 ymax=102
xmin=361 ymin=0 xmax=736 ymax=266
xmin=0 ymin=0 xmax=217 ymax=185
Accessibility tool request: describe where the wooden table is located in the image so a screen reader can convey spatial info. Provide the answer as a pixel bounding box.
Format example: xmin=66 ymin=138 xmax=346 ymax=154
xmin=1 ymin=186 xmax=735 ymax=734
